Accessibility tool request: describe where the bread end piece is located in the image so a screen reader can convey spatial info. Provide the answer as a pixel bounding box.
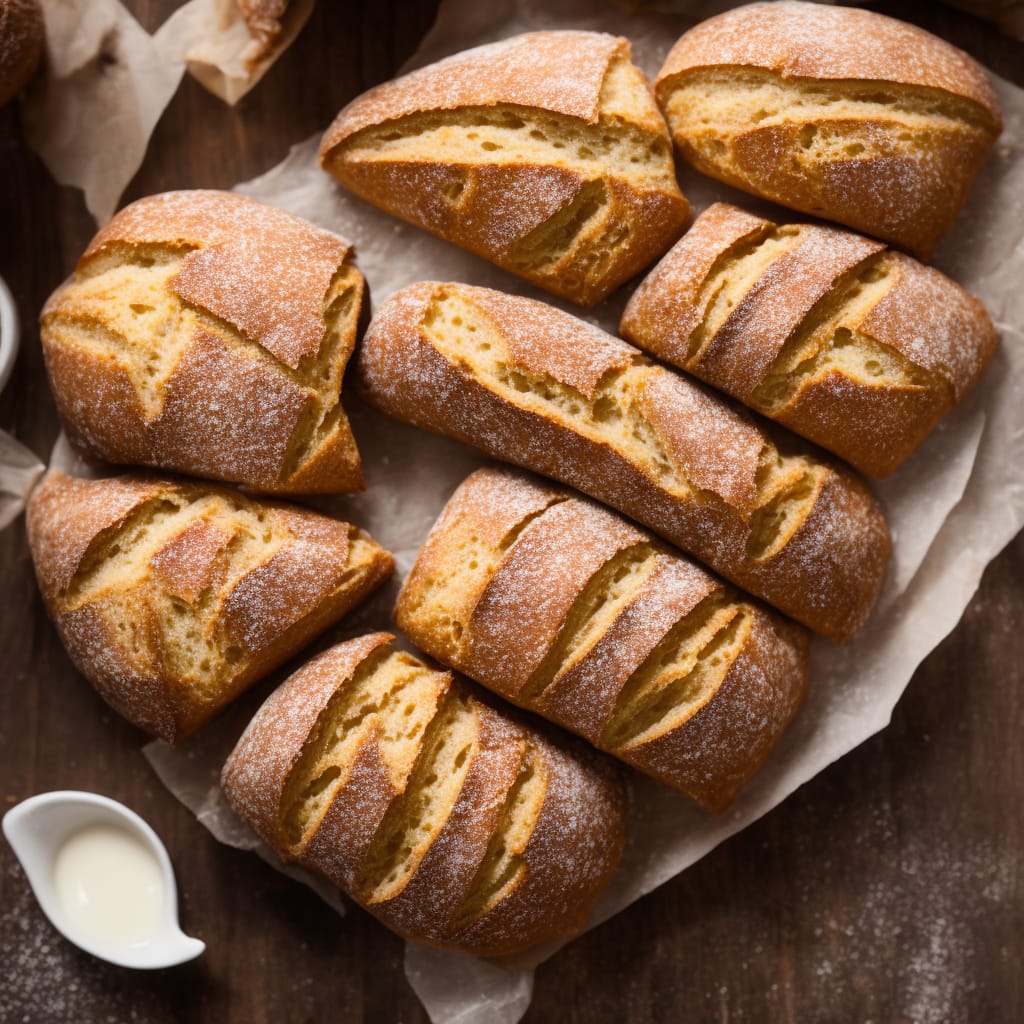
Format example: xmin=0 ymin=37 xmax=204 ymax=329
xmin=40 ymin=190 xmax=366 ymax=495
xmin=654 ymin=2 xmax=1001 ymax=256
xmin=27 ymin=471 xmax=393 ymax=744
xmin=620 ymin=202 xmax=999 ymax=479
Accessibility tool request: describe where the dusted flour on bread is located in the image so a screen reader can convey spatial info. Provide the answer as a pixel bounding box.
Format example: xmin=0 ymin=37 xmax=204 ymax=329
xmin=358 ymin=281 xmax=890 ymax=642
xmin=26 ymin=471 xmax=394 ymax=744
xmin=222 ymin=633 xmax=628 ymax=956
xmin=40 ymin=190 xmax=366 ymax=494
xmin=621 ymin=203 xmax=998 ymax=477
xmin=655 ymin=2 xmax=1002 ymax=256
xmin=320 ymin=31 xmax=689 ymax=306
xmin=397 ymin=467 xmax=810 ymax=812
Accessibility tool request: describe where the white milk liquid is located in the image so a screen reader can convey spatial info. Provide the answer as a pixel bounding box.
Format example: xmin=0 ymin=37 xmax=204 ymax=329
xmin=53 ymin=823 xmax=164 ymax=945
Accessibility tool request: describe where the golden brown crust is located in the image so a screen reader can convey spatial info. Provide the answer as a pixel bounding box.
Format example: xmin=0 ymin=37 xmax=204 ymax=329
xmin=358 ymin=281 xmax=889 ymax=641
xmin=0 ymin=0 xmax=44 ymax=106
xmin=319 ymin=31 xmax=689 ymax=307
xmin=465 ymin=499 xmax=648 ymax=697
xmin=618 ymin=603 xmax=807 ymax=812
xmin=236 ymin=0 xmax=289 ymax=63
xmin=654 ymin=3 xmax=1002 ymax=256
xmin=221 ymin=632 xmax=392 ymax=853
xmin=620 ymin=203 xmax=998 ymax=478
xmin=221 ymin=633 xmax=629 ymax=956
xmin=396 ymin=467 xmax=810 ymax=812
xmin=41 ymin=190 xmax=366 ymax=494
xmin=657 ymin=2 xmax=1000 ymax=116
xmin=323 ymin=32 xmax=627 ymax=145
xmin=26 ymin=472 xmax=394 ymax=744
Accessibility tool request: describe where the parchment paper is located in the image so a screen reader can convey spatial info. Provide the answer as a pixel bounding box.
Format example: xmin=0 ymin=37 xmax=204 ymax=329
xmin=136 ymin=3 xmax=1024 ymax=1022
xmin=5 ymin=2 xmax=1022 ymax=1022
xmin=24 ymin=0 xmax=185 ymax=225
xmin=22 ymin=0 xmax=311 ymax=224
xmin=154 ymin=0 xmax=316 ymax=105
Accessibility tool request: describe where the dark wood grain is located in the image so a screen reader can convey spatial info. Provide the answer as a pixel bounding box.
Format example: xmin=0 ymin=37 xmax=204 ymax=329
xmin=1 ymin=3 xmax=1021 ymax=1022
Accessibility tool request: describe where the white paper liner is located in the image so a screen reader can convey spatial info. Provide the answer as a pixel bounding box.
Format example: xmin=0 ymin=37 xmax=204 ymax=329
xmin=6 ymin=2 xmax=1022 ymax=1021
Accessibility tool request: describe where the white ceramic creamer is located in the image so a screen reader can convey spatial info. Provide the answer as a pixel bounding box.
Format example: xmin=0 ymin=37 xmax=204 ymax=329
xmin=3 ymin=791 xmax=205 ymax=968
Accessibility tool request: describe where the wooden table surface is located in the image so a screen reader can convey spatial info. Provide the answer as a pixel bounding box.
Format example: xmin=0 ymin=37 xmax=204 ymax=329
xmin=1 ymin=2 xmax=1021 ymax=1021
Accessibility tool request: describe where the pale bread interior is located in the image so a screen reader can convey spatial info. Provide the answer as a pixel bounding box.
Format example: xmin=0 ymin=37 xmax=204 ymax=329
xmin=421 ymin=289 xmax=824 ymax=564
xmin=278 ymin=643 xmax=548 ymax=934
xmin=662 ymin=67 xmax=996 ymax=174
xmin=61 ymin=487 xmax=383 ymax=713
xmin=335 ymin=54 xmax=679 ymax=297
xmin=602 ymin=595 xmax=750 ymax=750
xmin=43 ymin=244 xmax=362 ymax=487
xmin=681 ymin=227 xmax=944 ymax=415
xmin=280 ymin=647 xmax=448 ymax=847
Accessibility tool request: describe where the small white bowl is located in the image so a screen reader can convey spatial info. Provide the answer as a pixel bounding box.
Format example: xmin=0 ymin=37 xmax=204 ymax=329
xmin=0 ymin=274 xmax=19 ymax=394
xmin=3 ymin=791 xmax=205 ymax=969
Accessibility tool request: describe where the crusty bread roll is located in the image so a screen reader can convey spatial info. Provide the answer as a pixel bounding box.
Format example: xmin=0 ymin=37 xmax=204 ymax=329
xmin=0 ymin=0 xmax=43 ymax=106
xmin=41 ymin=190 xmax=365 ymax=494
xmin=221 ymin=632 xmax=628 ymax=956
xmin=319 ymin=31 xmax=690 ymax=307
xmin=357 ymin=281 xmax=890 ymax=642
xmin=27 ymin=471 xmax=393 ymax=744
xmin=621 ymin=203 xmax=999 ymax=478
xmin=654 ymin=1 xmax=1002 ymax=257
xmin=397 ymin=467 xmax=809 ymax=812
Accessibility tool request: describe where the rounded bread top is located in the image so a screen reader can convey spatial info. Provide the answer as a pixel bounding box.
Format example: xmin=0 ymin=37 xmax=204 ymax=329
xmin=75 ymin=190 xmax=355 ymax=369
xmin=26 ymin=471 xmax=169 ymax=603
xmin=321 ymin=30 xmax=636 ymax=153
xmin=656 ymin=1 xmax=1001 ymax=127
xmin=221 ymin=632 xmax=395 ymax=849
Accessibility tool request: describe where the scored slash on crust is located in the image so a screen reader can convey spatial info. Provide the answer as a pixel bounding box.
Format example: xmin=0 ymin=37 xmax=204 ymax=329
xmin=319 ymin=31 xmax=690 ymax=306
xmin=222 ymin=633 xmax=629 ymax=956
xmin=396 ymin=468 xmax=810 ymax=812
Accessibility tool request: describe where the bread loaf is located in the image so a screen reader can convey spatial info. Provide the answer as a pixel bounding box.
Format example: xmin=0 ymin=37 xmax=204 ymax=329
xmin=0 ymin=0 xmax=43 ymax=106
xmin=397 ymin=467 xmax=810 ymax=812
xmin=356 ymin=281 xmax=890 ymax=642
xmin=26 ymin=471 xmax=393 ymax=744
xmin=620 ymin=203 xmax=998 ymax=477
xmin=41 ymin=190 xmax=365 ymax=494
xmin=221 ymin=632 xmax=628 ymax=956
xmin=319 ymin=31 xmax=690 ymax=307
xmin=654 ymin=1 xmax=1002 ymax=257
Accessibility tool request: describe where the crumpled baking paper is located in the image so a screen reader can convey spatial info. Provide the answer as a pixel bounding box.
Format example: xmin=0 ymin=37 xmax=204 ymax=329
xmin=154 ymin=0 xmax=315 ymax=105
xmin=23 ymin=0 xmax=186 ymax=225
xmin=0 ymin=432 xmax=45 ymax=532
xmin=137 ymin=2 xmax=1024 ymax=1021
xmin=6 ymin=1 xmax=1022 ymax=1021
xmin=21 ymin=0 xmax=311 ymax=225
